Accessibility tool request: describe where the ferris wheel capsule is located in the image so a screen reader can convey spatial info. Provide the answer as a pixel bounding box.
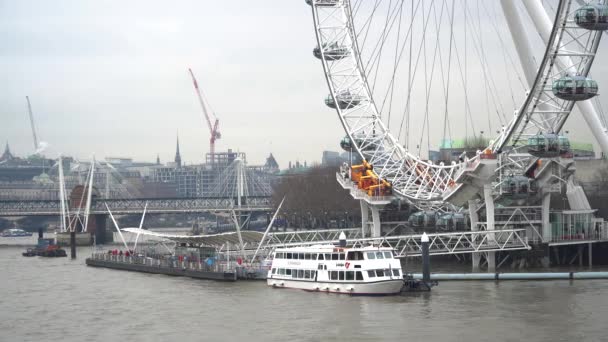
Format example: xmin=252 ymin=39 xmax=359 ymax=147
xmin=313 ymin=43 xmax=350 ymax=61
xmin=340 ymin=136 xmax=353 ymax=151
xmin=574 ymin=4 xmax=608 ymax=30
xmin=552 ymin=75 xmax=598 ymax=101
xmin=527 ymin=133 xmax=570 ymax=158
xmin=305 ymin=0 xmax=342 ymax=7
xmin=501 ymin=175 xmax=537 ymax=199
xmin=325 ymin=91 xmax=364 ymax=110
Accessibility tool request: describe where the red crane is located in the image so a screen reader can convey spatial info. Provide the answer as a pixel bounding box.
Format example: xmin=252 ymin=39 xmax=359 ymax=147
xmin=189 ymin=68 xmax=221 ymax=158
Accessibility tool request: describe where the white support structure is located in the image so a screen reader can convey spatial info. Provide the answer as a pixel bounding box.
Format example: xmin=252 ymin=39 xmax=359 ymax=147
xmin=469 ymin=200 xmax=481 ymax=270
xmin=522 ymin=0 xmax=608 ymax=155
xmin=483 ymin=184 xmax=496 ymax=271
xmin=263 ymin=229 xmax=530 ymax=258
xmin=500 ymin=0 xmax=539 ymax=86
xmin=57 ymin=157 xmax=68 ymax=232
xmin=370 ymin=205 xmax=381 ymax=238
xmin=360 ymin=200 xmax=369 ymax=238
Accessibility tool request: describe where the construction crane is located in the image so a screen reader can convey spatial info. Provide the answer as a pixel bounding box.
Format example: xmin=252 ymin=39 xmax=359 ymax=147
xmin=25 ymin=96 xmax=39 ymax=152
xmin=188 ymin=68 xmax=221 ymax=159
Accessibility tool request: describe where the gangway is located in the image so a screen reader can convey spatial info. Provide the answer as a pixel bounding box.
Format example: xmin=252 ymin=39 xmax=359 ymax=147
xmin=260 ymin=229 xmax=531 ymax=258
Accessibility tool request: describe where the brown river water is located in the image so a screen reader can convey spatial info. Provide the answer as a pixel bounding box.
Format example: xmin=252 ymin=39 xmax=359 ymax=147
xmin=1 ymin=246 xmax=607 ymax=342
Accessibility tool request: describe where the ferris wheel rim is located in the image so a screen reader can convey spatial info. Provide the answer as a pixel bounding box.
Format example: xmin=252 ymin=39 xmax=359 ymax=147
xmin=310 ymin=0 xmax=603 ymax=204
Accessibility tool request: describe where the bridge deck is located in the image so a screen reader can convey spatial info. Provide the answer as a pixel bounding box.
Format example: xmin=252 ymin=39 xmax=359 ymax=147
xmin=0 ymin=197 xmax=272 ymax=216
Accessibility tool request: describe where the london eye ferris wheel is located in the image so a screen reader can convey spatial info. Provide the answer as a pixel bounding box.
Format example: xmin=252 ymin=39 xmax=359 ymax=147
xmin=307 ymin=0 xmax=608 ymax=209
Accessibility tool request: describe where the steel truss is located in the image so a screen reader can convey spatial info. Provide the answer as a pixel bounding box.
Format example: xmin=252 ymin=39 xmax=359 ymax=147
xmin=262 ymin=229 xmax=530 ymax=258
xmin=0 ymin=196 xmax=272 ymax=216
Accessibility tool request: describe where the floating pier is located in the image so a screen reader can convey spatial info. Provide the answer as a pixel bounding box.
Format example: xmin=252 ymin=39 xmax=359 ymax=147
xmin=86 ymin=253 xmax=237 ymax=281
xmin=410 ymin=272 xmax=608 ymax=281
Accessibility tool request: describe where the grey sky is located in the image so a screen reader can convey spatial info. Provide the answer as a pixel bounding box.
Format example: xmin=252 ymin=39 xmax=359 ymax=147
xmin=1 ymin=1 xmax=607 ymax=166
xmin=0 ymin=0 xmax=341 ymax=166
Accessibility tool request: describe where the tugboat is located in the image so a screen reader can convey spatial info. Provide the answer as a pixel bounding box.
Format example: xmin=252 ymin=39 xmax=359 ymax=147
xmin=22 ymin=229 xmax=67 ymax=257
xmin=1 ymin=228 xmax=33 ymax=237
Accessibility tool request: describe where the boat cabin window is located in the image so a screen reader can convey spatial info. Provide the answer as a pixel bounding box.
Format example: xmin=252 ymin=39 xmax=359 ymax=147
xmin=347 ymin=251 xmax=365 ymax=260
xmin=299 ymin=253 xmax=304 ymax=259
xmin=392 ymin=269 xmax=400 ymax=277
xmin=298 ymin=270 xmax=304 ymax=278
xmin=305 ymin=253 xmax=311 ymax=260
xmin=325 ymin=253 xmax=331 ymax=260
xmin=279 ymin=269 xmax=286 ymax=275
xmin=332 ymin=253 xmax=339 ymax=260
xmin=272 ymin=268 xmax=276 ymax=274
xmin=330 ymin=271 xmax=339 ymax=280
xmin=287 ymin=253 xmax=292 ymax=259
xmin=345 ymin=271 xmax=354 ymax=281
xmin=367 ymin=270 xmax=376 ymax=278
xmin=318 ymin=254 xmax=324 ymax=260
xmin=383 ymin=251 xmax=393 ymax=259
xmin=338 ymin=271 xmax=345 ymax=280
xmin=340 ymin=253 xmax=345 ymax=260
xmin=375 ymin=252 xmax=384 ymax=259
xmin=376 ymin=269 xmax=385 ymax=277
xmin=366 ymin=252 xmax=376 ymax=260
xmin=356 ymin=271 xmax=364 ymax=280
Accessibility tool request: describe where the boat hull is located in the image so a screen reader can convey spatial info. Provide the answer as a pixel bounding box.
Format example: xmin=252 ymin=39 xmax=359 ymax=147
xmin=267 ymin=278 xmax=403 ymax=295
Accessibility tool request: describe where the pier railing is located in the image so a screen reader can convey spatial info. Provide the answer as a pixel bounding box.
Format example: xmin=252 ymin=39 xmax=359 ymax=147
xmin=90 ymin=253 xmax=233 ymax=273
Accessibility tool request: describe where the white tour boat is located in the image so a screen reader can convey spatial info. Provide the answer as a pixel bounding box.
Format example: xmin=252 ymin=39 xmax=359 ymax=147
xmin=266 ymin=243 xmax=404 ymax=295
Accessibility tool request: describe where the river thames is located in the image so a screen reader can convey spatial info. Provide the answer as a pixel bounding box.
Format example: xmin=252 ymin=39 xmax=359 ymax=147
xmin=1 ymin=246 xmax=607 ymax=342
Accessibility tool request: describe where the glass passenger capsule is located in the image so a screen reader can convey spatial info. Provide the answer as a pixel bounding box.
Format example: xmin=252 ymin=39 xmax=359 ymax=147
xmin=436 ymin=213 xmax=466 ymax=231
xmin=325 ymin=91 xmax=365 ymax=109
xmin=340 ymin=136 xmax=353 ymax=151
xmin=552 ymin=75 xmax=598 ymax=101
xmin=305 ymin=0 xmax=341 ymax=7
xmin=313 ymin=43 xmax=350 ymax=61
xmin=574 ymin=4 xmax=608 ymax=30
xmin=501 ymin=175 xmax=537 ymax=199
xmin=527 ymin=133 xmax=570 ymax=158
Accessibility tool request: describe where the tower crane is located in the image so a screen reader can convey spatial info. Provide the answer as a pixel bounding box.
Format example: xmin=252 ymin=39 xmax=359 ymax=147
xmin=188 ymin=68 xmax=221 ymax=159
xmin=25 ymin=96 xmax=39 ymax=152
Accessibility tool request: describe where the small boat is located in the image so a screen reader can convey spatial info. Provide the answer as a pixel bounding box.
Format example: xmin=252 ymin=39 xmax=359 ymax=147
xmin=1 ymin=228 xmax=33 ymax=237
xmin=22 ymin=238 xmax=67 ymax=257
xmin=266 ymin=244 xmax=404 ymax=295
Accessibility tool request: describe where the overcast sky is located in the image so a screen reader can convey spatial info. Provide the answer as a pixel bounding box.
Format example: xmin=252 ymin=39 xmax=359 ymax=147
xmin=1 ymin=1 xmax=607 ymax=166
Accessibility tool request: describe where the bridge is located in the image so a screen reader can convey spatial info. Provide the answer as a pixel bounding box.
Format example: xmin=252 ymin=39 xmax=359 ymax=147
xmin=254 ymin=228 xmax=531 ymax=259
xmin=0 ymin=196 xmax=273 ymax=217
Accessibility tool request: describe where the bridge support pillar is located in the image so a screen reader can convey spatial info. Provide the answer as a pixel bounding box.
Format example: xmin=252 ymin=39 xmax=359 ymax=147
xmin=542 ymin=193 xmax=551 ymax=242
xmin=370 ymin=205 xmax=381 ymax=238
xmin=360 ymin=200 xmax=369 ymax=238
xmin=484 ymin=185 xmax=497 ymax=272
xmin=469 ymin=200 xmax=481 ymax=271
xmin=487 ymin=252 xmax=496 ymax=272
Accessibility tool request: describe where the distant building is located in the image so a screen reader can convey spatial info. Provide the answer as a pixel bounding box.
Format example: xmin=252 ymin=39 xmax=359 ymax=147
xmin=0 ymin=142 xmax=15 ymax=162
xmin=322 ymin=151 xmax=343 ymax=167
xmin=265 ymin=153 xmax=279 ymax=172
